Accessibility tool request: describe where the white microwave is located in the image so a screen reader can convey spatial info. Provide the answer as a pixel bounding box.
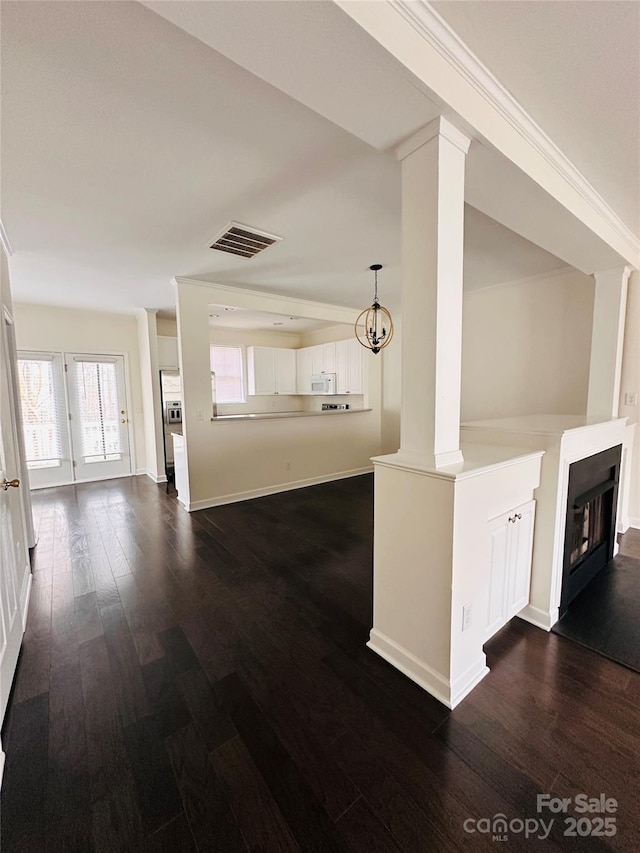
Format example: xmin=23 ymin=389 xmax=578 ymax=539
xmin=311 ymin=373 xmax=336 ymax=394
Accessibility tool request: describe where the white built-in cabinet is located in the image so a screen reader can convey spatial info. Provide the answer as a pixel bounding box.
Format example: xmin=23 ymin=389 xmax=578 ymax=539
xmin=296 ymin=339 xmax=366 ymax=395
xmin=296 ymin=347 xmax=313 ymax=395
xmin=157 ymin=336 xmax=178 ymax=370
xmin=486 ymin=499 xmax=536 ymax=640
xmin=247 ymin=339 xmax=367 ymax=397
xmin=336 ymin=339 xmax=364 ymax=395
xmin=247 ymin=346 xmax=297 ymax=395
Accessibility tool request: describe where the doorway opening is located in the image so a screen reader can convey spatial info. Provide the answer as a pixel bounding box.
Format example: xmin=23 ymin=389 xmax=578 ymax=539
xmin=16 ymin=351 xmax=132 ymax=488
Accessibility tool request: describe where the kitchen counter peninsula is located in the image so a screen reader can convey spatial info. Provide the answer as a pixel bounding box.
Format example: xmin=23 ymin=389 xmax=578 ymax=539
xmin=211 ymin=408 xmax=372 ymax=422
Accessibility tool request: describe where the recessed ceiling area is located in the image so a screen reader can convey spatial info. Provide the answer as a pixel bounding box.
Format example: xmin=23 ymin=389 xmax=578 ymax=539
xmin=208 ymin=305 xmax=332 ymax=334
xmin=432 ymin=0 xmax=640 ymax=235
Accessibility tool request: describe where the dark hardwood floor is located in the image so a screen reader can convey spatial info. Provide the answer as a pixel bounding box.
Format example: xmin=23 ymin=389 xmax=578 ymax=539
xmin=2 ymin=474 xmax=639 ymax=851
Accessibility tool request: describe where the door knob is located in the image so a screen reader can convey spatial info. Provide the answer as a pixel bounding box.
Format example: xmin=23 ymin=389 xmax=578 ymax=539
xmin=1 ymin=478 xmax=20 ymax=490
xmin=121 ymin=419 xmax=126 ymax=424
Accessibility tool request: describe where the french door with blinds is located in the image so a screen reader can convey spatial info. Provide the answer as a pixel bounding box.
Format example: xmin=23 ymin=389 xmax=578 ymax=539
xmin=17 ymin=352 xmax=132 ymax=487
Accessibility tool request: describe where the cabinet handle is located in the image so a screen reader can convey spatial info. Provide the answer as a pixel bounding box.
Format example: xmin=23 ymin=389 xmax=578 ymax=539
xmin=515 ymin=513 xmax=522 ymax=520
xmin=508 ymin=515 xmax=515 ymax=523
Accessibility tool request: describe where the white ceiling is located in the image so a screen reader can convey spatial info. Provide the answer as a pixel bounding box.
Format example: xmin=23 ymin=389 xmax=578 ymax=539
xmin=0 ymin=1 xmax=628 ymax=317
xmin=208 ymin=305 xmax=331 ymax=334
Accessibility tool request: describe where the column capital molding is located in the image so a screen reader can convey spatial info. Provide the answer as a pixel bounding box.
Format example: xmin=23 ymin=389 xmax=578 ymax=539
xmin=395 ymin=115 xmax=471 ymax=161
xmin=592 ymin=266 xmax=633 ymax=283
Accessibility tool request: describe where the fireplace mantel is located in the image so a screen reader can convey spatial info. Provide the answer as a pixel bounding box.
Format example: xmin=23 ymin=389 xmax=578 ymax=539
xmin=461 ymin=414 xmax=635 ymax=629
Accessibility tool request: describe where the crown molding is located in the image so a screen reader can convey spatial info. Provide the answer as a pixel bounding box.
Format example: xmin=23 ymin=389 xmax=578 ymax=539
xmin=173 ymin=277 xmax=358 ymax=321
xmin=463 ymin=264 xmax=577 ymax=297
xmin=0 ymin=219 xmax=14 ymax=257
xmin=396 ymin=115 xmax=471 ymax=160
xmin=389 ymin=0 xmax=640 ymax=260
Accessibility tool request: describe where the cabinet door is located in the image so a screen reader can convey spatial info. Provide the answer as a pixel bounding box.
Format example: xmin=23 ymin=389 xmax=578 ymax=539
xmin=486 ymin=515 xmax=510 ymax=640
xmin=275 ymin=349 xmax=297 ymax=394
xmin=296 ymin=347 xmax=312 ymax=394
xmin=247 ymin=347 xmax=275 ymax=395
xmin=322 ymin=342 xmax=336 ymax=374
xmin=336 ymin=340 xmax=348 ymax=394
xmin=157 ymin=336 xmax=178 ymax=369
xmin=347 ymin=338 xmax=364 ymax=394
xmin=507 ymin=500 xmax=536 ymax=617
xmin=311 ymin=345 xmax=324 ymax=375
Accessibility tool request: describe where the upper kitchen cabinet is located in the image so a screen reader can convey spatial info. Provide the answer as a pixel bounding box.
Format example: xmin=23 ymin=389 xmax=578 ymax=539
xmin=296 ymin=347 xmax=313 ymax=394
xmin=157 ymin=336 xmax=179 ymax=370
xmin=309 ymin=342 xmax=336 ymax=375
xmin=247 ymin=346 xmax=297 ymax=395
xmin=336 ymin=338 xmax=365 ymax=394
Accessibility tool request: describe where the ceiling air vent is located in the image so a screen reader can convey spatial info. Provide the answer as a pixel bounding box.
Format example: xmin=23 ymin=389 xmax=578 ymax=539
xmin=209 ymin=222 xmax=282 ymax=259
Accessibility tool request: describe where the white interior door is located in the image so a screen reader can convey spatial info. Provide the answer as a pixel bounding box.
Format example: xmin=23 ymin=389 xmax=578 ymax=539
xmin=66 ymin=353 xmax=132 ymax=481
xmin=17 ymin=351 xmax=72 ymax=488
xmin=0 ymin=316 xmax=30 ymax=727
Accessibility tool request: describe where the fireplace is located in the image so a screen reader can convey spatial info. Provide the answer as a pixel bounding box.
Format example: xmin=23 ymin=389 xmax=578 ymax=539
xmin=560 ymin=445 xmax=622 ymax=616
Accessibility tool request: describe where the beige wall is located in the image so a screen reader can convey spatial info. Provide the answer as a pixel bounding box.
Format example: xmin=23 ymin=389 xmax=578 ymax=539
xmin=461 ymin=268 xmax=594 ymax=421
xmin=299 ymin=324 xmax=354 ymax=347
xmin=378 ymin=269 xmax=595 ymax=454
xmin=619 ymin=270 xmax=640 ymax=526
xmin=176 ymin=279 xmax=382 ymax=509
xmin=12 ymin=303 xmax=146 ymax=473
xmin=157 ymin=317 xmax=178 ymax=337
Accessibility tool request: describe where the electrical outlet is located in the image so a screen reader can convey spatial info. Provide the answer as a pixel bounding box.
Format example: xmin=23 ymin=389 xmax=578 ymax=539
xmin=462 ymin=603 xmax=472 ymax=632
xmin=196 ymin=409 xmax=204 ymax=421
xmin=624 ymin=392 xmax=638 ymax=407
xmin=286 ymin=460 xmax=292 ymax=471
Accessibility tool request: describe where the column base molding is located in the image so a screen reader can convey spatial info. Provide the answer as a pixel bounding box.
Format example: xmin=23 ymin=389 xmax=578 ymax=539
xmin=367 ymin=628 xmax=489 ymax=710
xmin=517 ymin=603 xmax=557 ymax=632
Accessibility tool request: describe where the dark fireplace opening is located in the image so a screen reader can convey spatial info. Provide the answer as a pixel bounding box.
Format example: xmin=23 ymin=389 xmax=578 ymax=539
xmin=560 ymin=445 xmax=621 ymax=616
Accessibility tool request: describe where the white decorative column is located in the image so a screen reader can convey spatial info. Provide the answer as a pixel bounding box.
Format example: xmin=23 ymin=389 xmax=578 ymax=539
xmin=397 ymin=117 xmax=470 ymax=468
xmin=587 ymin=266 xmax=632 ymax=419
xmin=137 ymin=309 xmax=166 ymax=481
xmin=368 ymin=117 xmax=491 ymax=710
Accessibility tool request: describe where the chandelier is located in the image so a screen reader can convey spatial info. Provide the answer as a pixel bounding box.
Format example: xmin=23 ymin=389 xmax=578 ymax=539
xmin=355 ymin=264 xmax=394 ymax=354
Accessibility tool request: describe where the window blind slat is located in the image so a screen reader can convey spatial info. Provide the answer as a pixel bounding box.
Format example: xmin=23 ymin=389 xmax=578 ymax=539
xmin=73 ymin=360 xmax=122 ymax=462
xmin=210 ymin=346 xmax=244 ymax=404
xmin=17 ymin=357 xmax=64 ymax=469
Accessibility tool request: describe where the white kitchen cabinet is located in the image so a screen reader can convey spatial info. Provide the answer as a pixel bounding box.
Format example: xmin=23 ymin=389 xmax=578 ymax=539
xmin=247 ymin=346 xmax=296 ymax=395
xmin=486 ymin=500 xmax=536 ymax=640
xmin=274 ymin=348 xmax=296 ymax=394
xmin=336 ymin=338 xmax=366 ymax=395
xmin=308 ymin=342 xmax=337 ymax=376
xmin=322 ymin=342 xmax=336 ymax=374
xmin=311 ymin=345 xmax=324 ymax=375
xmin=157 ymin=336 xmax=178 ymax=369
xmin=296 ymin=347 xmax=313 ymax=394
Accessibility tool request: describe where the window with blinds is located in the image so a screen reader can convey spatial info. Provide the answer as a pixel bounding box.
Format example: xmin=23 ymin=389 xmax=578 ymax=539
xmin=73 ymin=359 xmax=122 ymax=463
xmin=210 ymin=345 xmax=245 ymax=404
xmin=17 ymin=357 xmax=63 ymax=469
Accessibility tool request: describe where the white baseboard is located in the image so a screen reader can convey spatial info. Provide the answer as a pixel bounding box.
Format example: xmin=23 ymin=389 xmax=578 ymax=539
xmin=185 ymin=466 xmax=373 ymax=512
xmin=450 ymin=657 xmax=490 ymax=708
xmin=367 ymin=629 xmax=452 ymax=707
xmin=517 ymin=603 xmax=557 ymax=631
xmin=20 ymin=570 xmax=32 ymax=630
xmin=627 ymin=517 xmax=640 ymax=530
xmin=367 ymin=628 xmax=488 ymax=709
xmin=136 ymin=469 xmax=167 ymax=484
xmin=617 ymin=514 xmax=631 ymax=534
